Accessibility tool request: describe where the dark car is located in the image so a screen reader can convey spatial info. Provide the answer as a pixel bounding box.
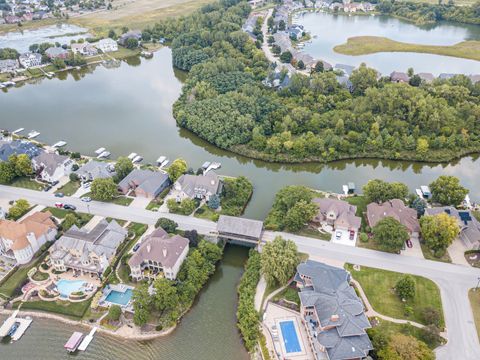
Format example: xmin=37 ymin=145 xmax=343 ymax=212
xmin=55 ymin=192 xmax=64 ymax=198
xmin=51 ymin=180 xmax=59 ymax=186
xmin=43 ymin=185 xmax=52 ymax=192
xmin=406 ymin=239 xmax=413 ymax=248
xmin=63 ymin=204 xmax=76 ymax=211
xmin=133 ymin=244 xmax=140 ymax=252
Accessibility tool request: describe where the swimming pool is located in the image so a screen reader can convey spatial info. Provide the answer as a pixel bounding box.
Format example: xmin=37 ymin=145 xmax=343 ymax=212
xmin=105 ymin=289 xmax=133 ymax=306
xmin=279 ymin=320 xmax=302 ymax=354
xmin=55 ymin=279 xmax=86 ymax=297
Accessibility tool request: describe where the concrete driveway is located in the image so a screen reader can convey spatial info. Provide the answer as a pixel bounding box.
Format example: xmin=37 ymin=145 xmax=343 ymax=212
xmin=129 ymin=196 xmax=151 ymax=209
xmin=331 ymin=229 xmax=357 ymax=246
xmin=401 ymin=235 xmax=424 ymax=259
xmin=448 ymin=240 xmax=469 ymax=266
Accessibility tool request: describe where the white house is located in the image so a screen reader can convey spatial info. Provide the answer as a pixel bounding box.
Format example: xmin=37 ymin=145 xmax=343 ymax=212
xmin=19 ymin=52 xmax=42 ymax=68
xmin=128 ymin=227 xmax=189 ymax=281
xmin=0 ymin=212 xmax=57 ymax=264
xmin=71 ymin=43 xmax=98 ymax=56
xmin=32 ymin=151 xmax=75 ymax=183
xmin=94 ymin=38 xmax=118 ymax=53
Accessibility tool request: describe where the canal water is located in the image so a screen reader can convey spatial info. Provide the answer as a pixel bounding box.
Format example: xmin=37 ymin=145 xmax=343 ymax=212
xmin=296 ymin=12 xmax=480 ymax=75
xmin=1 ymin=47 xmax=480 ymax=219
xmin=0 ymin=245 xmax=250 ymax=360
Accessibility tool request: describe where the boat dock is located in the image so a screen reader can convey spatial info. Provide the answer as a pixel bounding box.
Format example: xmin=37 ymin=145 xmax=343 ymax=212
xmin=132 ymin=155 xmax=143 ymax=163
xmin=12 ymin=128 xmax=24 ymax=135
xmin=78 ymin=327 xmax=97 ymax=351
xmin=0 ymin=310 xmax=33 ymax=341
xmin=27 ymin=130 xmax=40 ymax=139
xmin=204 ymin=162 xmax=221 ymax=173
xmin=97 ymin=151 xmax=111 ymax=159
xmin=64 ymin=331 xmax=84 ymax=353
xmin=95 ymin=147 xmax=106 ymax=155
xmin=127 ymin=152 xmax=137 ymax=160
xmin=52 ymin=141 xmax=67 ymax=148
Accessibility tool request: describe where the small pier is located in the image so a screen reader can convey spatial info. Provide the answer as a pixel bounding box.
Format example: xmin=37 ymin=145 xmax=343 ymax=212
xmin=97 ymin=151 xmax=111 ymax=159
xmin=27 ymin=130 xmax=40 ymax=139
xmin=64 ymin=331 xmax=84 ymax=353
xmin=52 ymin=141 xmax=67 ymax=148
xmin=127 ymin=152 xmax=137 ymax=160
xmin=95 ymin=147 xmax=106 ymax=155
xmin=78 ymin=327 xmax=97 ymax=351
xmin=12 ymin=128 xmax=24 ymax=135
xmin=0 ymin=310 xmax=33 ymax=342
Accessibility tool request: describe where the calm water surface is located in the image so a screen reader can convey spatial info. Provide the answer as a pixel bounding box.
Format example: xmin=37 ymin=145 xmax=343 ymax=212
xmin=297 ymin=12 xmax=480 ymax=75
xmin=0 ymin=245 xmax=250 ymax=360
xmin=1 ymin=48 xmax=480 ymax=220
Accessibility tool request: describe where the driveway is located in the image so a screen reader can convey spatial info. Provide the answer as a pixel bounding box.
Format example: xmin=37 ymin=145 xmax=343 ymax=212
xmin=448 ymin=240 xmax=470 ymax=266
xmin=129 ymin=196 xmax=151 ymax=209
xmin=330 ymin=229 xmax=357 ymax=247
xmin=401 ymin=234 xmax=424 ymax=259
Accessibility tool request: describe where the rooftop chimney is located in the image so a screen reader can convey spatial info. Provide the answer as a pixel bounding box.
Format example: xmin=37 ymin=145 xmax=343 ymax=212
xmin=146 ymin=244 xmax=151 ymax=253
xmin=162 ymin=248 xmax=167 ymax=257
xmin=330 ymin=314 xmax=339 ymax=322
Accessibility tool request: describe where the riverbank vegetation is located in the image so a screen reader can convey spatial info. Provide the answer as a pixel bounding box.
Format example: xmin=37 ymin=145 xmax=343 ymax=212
xmin=132 ymin=240 xmax=222 ymax=329
xmin=334 ymin=36 xmax=480 ymax=62
xmin=139 ymin=0 xmax=480 ymax=165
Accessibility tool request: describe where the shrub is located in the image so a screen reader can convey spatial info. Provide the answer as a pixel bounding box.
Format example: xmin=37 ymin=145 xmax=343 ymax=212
xmin=107 ymin=305 xmax=122 ymax=322
xmin=359 ymin=232 xmax=368 ymax=243
xmin=155 ymin=218 xmax=178 ymax=233
xmin=396 ymin=275 xmax=416 ymax=300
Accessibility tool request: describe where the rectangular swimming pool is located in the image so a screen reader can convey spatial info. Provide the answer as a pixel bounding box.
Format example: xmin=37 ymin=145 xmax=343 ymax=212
xmin=105 ymin=289 xmax=133 ymax=306
xmin=279 ymin=320 xmax=302 ymax=354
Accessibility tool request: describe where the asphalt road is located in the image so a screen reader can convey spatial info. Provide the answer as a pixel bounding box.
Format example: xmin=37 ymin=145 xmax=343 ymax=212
xmin=2 ymin=185 xmax=479 ymax=359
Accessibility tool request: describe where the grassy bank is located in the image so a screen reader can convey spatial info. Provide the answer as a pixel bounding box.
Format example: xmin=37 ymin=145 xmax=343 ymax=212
xmin=0 ymin=253 xmax=47 ymax=298
xmin=469 ymin=288 xmax=480 ymax=342
xmin=346 ymin=264 xmax=444 ymax=327
xmin=334 ymin=36 xmax=480 ymax=62
xmin=15 ymin=298 xmax=92 ymax=319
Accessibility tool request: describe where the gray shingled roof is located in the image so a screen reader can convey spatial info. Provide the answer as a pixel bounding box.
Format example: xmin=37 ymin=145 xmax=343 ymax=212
xmin=118 ymin=169 xmax=169 ymax=196
xmin=32 ymin=151 xmax=69 ymax=177
xmin=217 ymin=215 xmax=263 ymax=239
xmin=0 ymin=140 xmax=42 ymax=161
xmin=176 ymin=171 xmax=221 ymax=198
xmin=76 ymin=160 xmax=116 ymax=180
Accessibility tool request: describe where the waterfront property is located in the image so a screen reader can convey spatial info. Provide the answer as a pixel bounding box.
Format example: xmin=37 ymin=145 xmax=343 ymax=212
xmin=0 ymin=59 xmax=19 ymax=73
xmin=118 ymin=30 xmax=142 ymax=46
xmin=49 ymin=220 xmax=127 ymax=277
xmin=174 ymin=171 xmax=222 ymax=201
xmin=0 ymin=211 xmax=57 ymax=265
xmin=19 ymin=52 xmax=42 ymax=68
xmin=118 ymin=169 xmax=170 ymax=199
xmin=128 ymin=227 xmax=189 ymax=281
xmin=55 ymin=278 xmax=90 ymax=297
xmin=71 ymin=43 xmax=98 ymax=56
xmin=366 ymin=199 xmax=420 ymax=237
xmin=425 ymin=207 xmax=480 ymax=250
xmin=32 ymin=151 xmax=75 ymax=183
xmin=75 ymin=160 xmax=116 ymax=182
xmin=295 ymin=260 xmax=373 ymax=360
xmin=94 ymin=38 xmax=118 ymax=53
xmin=217 ymin=215 xmax=263 ymax=246
xmin=0 ymin=139 xmax=42 ymax=161
xmin=44 ymin=47 xmax=69 ymax=60
xmin=100 ymin=283 xmax=134 ymax=309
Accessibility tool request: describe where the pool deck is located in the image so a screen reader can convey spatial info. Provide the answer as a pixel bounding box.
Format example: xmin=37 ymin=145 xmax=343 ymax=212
xmin=262 ymin=302 xmax=316 ymax=360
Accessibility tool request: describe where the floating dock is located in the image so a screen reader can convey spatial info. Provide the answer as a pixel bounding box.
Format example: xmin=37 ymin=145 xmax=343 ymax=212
xmin=204 ymin=162 xmax=221 ymax=173
xmin=132 ymin=155 xmax=143 ymax=163
xmin=12 ymin=128 xmax=24 ymax=135
xmin=78 ymin=327 xmax=97 ymax=351
xmin=156 ymin=156 xmax=166 ymax=165
xmin=64 ymin=331 xmax=84 ymax=353
xmin=95 ymin=147 xmax=106 ymax=155
xmin=27 ymin=130 xmax=40 ymax=139
xmin=159 ymin=159 xmax=170 ymax=168
xmin=97 ymin=151 xmax=111 ymax=159
xmin=52 ymin=141 xmax=67 ymax=148
xmin=0 ymin=310 xmax=33 ymax=341
xmin=127 ymin=152 xmax=137 ymax=160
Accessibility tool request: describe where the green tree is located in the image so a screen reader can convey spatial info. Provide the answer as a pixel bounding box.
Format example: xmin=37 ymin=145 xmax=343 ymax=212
xmin=108 ymin=29 xmax=117 ymax=39
xmin=396 ymin=275 xmax=416 ymax=300
xmin=125 ymin=37 xmax=139 ymax=49
xmin=416 ymin=138 xmax=429 ymax=158
xmin=114 ymin=157 xmax=133 ymax=182
xmin=91 ymin=178 xmax=118 ymax=201
xmin=313 ymin=61 xmax=324 ymax=73
xmin=0 ymin=161 xmax=16 ymax=184
xmin=153 ymin=278 xmax=178 ymax=312
xmin=8 ymin=199 xmax=30 ymax=220
xmin=372 ymin=217 xmax=409 ymax=252
xmin=107 ymin=304 xmax=122 ymax=321
xmin=167 ymin=158 xmax=187 ymax=182
xmin=278 ymin=19 xmax=286 ymax=30
xmin=363 ymin=179 xmax=408 ymax=203
xmin=284 ymin=200 xmax=317 ymax=232
xmin=208 ymin=194 xmax=220 ymax=209
xmin=155 ymin=217 xmax=178 ymax=232
xmin=62 ymin=213 xmax=78 ymax=231
xmin=261 ymin=236 xmax=299 ymax=286
xmin=52 ymin=57 xmax=66 ymax=69
xmin=167 ymin=198 xmax=197 ymax=215
xmin=420 ymin=213 xmax=460 ymax=253
xmin=280 ymin=51 xmax=292 ymax=63
xmin=378 ymin=333 xmax=434 ymax=360
xmin=429 ymin=176 xmax=469 ymax=206
xmin=297 ymin=60 xmax=305 ymax=70
xmin=411 ymin=197 xmax=426 ymax=217
xmin=349 ymin=63 xmax=378 ymax=95
xmin=132 ymin=283 xmax=151 ymax=326
xmin=12 ymin=154 xmax=32 ymax=176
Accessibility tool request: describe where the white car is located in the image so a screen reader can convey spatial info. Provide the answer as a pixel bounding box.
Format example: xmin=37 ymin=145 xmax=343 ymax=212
xmin=81 ymin=197 xmax=92 ymax=202
xmin=82 ymin=182 xmax=91 ymax=189
xmin=335 ymin=231 xmax=342 ymax=240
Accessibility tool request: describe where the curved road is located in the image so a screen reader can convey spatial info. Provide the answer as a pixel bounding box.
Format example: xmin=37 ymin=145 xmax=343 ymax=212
xmin=1 ymin=185 xmax=479 ymax=359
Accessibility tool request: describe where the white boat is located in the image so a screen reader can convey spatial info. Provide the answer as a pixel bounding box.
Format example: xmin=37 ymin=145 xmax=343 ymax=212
xmin=95 ymin=147 xmax=106 ymax=155
xmin=12 ymin=128 xmax=24 ymax=135
xmin=127 ymin=152 xmax=137 ymax=160
xmin=78 ymin=327 xmax=97 ymax=351
xmin=0 ymin=84 xmax=4 ymax=89
xmin=2 ymin=81 xmax=15 ymax=87
xmin=27 ymin=130 xmax=40 ymax=139
xmin=160 ymin=159 xmax=170 ymax=168
xmin=342 ymin=185 xmax=349 ymax=195
xmin=97 ymin=151 xmax=111 ymax=159
xmin=132 ymin=155 xmax=143 ymax=163
xmin=210 ymin=162 xmax=221 ymax=170
xmin=156 ymin=156 xmax=166 ymax=165
xmin=52 ymin=141 xmax=67 ymax=148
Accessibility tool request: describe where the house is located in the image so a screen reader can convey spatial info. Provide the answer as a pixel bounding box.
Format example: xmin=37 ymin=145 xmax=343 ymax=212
xmin=273 ymin=32 xmax=293 ymax=53
xmin=295 ymin=260 xmax=373 ymax=360
xmin=128 ymin=227 xmax=189 ymax=281
xmin=118 ymin=30 xmax=142 ymax=46
xmin=417 ymin=72 xmax=435 ymax=83
xmin=336 ymin=75 xmax=353 ymax=92
xmin=390 ymin=71 xmax=409 ymax=83
xmin=312 ymin=198 xmax=361 ymax=241
xmin=174 ymin=171 xmax=222 ymax=201
xmin=94 ymin=38 xmax=118 ymax=53
xmin=49 ymin=220 xmax=127 ymax=277
xmin=45 ymin=47 xmax=69 ymax=59
xmin=217 ymin=215 xmax=264 ymax=245
xmin=70 ymin=43 xmax=98 ymax=56
xmin=439 ymin=73 xmax=457 ymax=80
xmin=5 ymin=15 xmax=21 ymax=24
xmin=0 ymin=139 xmax=42 ymax=161
xmin=469 ymin=74 xmax=480 ymax=84
xmin=75 ymin=160 xmax=116 ymax=181
xmin=0 ymin=59 xmax=18 ymax=73
xmin=118 ymin=169 xmax=170 ymax=198
xmin=366 ymin=199 xmax=420 ymax=236
xmin=425 ymin=207 xmax=480 ymax=250
xmin=0 ymin=212 xmax=57 ymax=264
xmin=19 ymin=52 xmax=42 ymax=68
xmin=287 ymin=26 xmax=303 ymax=40
xmin=32 ymin=151 xmax=75 ymax=183
xmin=334 ymin=63 xmax=355 ymax=76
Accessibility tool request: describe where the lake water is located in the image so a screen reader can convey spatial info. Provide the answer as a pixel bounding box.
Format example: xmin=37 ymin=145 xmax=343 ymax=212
xmin=0 ymin=245 xmax=250 ymax=360
xmin=0 ymin=24 xmax=90 ymax=53
xmin=296 ymin=12 xmax=480 ymax=75
xmin=1 ymin=47 xmax=480 ymax=219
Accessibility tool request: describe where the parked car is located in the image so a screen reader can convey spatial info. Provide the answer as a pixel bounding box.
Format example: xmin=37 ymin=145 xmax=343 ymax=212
xmin=55 ymin=192 xmax=64 ymax=198
xmin=349 ymin=230 xmax=355 ymax=240
xmin=54 ymin=202 xmax=63 ymax=208
xmin=335 ymin=231 xmax=342 ymax=240
xmin=82 ymin=182 xmax=91 ymax=189
xmin=43 ymin=185 xmax=52 ymax=192
xmin=406 ymin=239 xmax=413 ymax=248
xmin=63 ymin=204 xmax=76 ymax=211
xmin=133 ymin=244 xmax=140 ymax=252
xmin=81 ymin=197 xmax=91 ymax=202
xmin=51 ymin=180 xmax=59 ymax=186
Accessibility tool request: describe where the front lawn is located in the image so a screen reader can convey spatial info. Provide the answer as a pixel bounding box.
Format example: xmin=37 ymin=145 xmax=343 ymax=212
xmin=15 ymin=298 xmax=92 ymax=319
xmin=42 ymin=207 xmax=93 ymax=226
xmin=82 ymin=192 xmax=133 ymax=206
xmin=296 ymin=226 xmax=331 ymax=241
xmin=31 ymin=271 xmax=49 ymax=281
xmin=346 ymin=264 xmax=444 ymax=327
xmin=11 ymin=177 xmax=44 ymax=191
xmin=194 ymin=205 xmax=219 ymax=221
xmin=55 ymin=181 xmax=80 ymax=196
xmin=469 ymin=289 xmax=480 ymax=342
xmin=420 ymin=243 xmax=452 ymax=263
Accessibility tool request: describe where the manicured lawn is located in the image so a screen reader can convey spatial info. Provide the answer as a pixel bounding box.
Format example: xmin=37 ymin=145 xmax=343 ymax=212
xmin=115 ymin=222 xmax=148 ymax=283
xmin=42 ymin=207 xmax=69 ymax=219
xmin=469 ymin=289 xmax=480 ymax=342
xmin=106 ymin=217 xmax=127 ymax=226
xmin=83 ymin=192 xmax=133 ymax=206
xmin=0 ymin=253 xmax=47 ymax=298
xmin=473 ymin=211 xmax=480 ymax=222
xmin=194 ymin=205 xmax=219 ymax=221
xmin=15 ymin=298 xmax=92 ymax=319
xmin=11 ymin=177 xmax=44 ymax=191
xmin=296 ymin=227 xmax=331 ymax=241
xmin=55 ymin=181 xmax=80 ymax=196
xmin=42 ymin=207 xmax=93 ymax=226
xmin=272 ymin=287 xmax=300 ymax=306
xmin=420 ymin=243 xmax=452 ymax=263
xmin=346 ymin=264 xmax=444 ymax=327
xmin=334 ymin=36 xmax=480 ymax=62
xmin=31 ymin=271 xmax=49 ymax=281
